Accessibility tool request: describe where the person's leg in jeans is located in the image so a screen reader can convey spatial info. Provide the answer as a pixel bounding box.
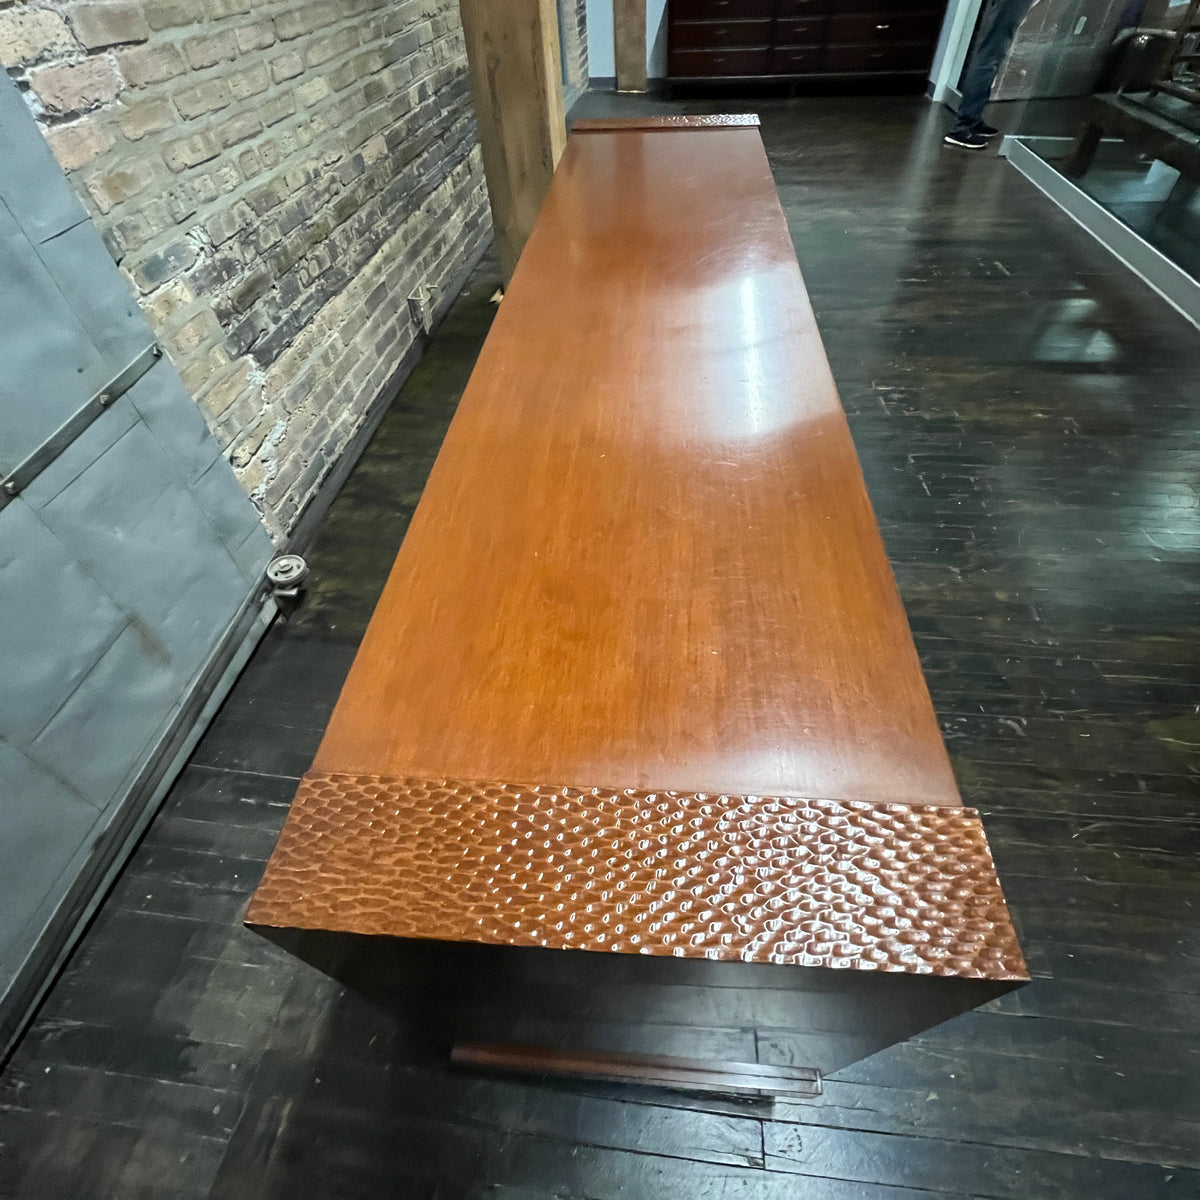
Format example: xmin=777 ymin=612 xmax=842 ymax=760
xmin=950 ymin=0 xmax=1035 ymax=138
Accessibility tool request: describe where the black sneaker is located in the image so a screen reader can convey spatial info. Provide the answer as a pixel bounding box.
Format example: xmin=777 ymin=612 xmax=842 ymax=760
xmin=976 ymin=121 xmax=1000 ymax=138
xmin=943 ymin=130 xmax=988 ymax=150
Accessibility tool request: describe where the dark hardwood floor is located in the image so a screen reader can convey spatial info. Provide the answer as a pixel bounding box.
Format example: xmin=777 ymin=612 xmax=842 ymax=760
xmin=2 ymin=94 xmax=1198 ymax=1199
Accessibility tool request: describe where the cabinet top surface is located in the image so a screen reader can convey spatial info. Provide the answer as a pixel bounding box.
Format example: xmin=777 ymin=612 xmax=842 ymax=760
xmin=312 ymin=122 xmax=961 ymax=809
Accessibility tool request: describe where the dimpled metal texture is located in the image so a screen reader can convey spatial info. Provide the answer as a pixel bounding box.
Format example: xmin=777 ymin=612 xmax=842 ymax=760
xmin=572 ymin=114 xmax=761 ymax=131
xmin=247 ymin=775 xmax=1028 ymax=980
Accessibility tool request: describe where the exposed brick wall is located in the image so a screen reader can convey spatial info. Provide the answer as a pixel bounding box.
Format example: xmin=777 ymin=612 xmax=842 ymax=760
xmin=0 ymin=0 xmax=490 ymax=539
xmin=562 ymin=0 xmax=588 ymax=108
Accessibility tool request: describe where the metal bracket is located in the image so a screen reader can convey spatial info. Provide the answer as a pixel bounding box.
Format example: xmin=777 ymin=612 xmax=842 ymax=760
xmin=407 ymin=285 xmax=439 ymax=335
xmin=451 ymin=1042 xmax=823 ymax=1100
xmin=0 ymin=342 xmax=162 ymax=512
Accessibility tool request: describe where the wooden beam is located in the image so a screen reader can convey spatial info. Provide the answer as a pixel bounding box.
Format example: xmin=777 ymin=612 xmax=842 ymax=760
xmin=614 ymin=0 xmax=648 ymax=92
xmin=458 ymin=0 xmax=567 ymax=281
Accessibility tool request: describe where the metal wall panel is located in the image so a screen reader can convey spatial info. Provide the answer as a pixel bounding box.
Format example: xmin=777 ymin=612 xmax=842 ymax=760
xmin=0 ymin=500 xmax=128 ymax=746
xmin=36 ymin=219 xmax=155 ymax=379
xmin=0 ymin=72 xmax=274 ymax=1044
xmin=0 ymin=743 xmax=100 ymax=982
xmin=0 ymin=200 xmax=113 ymax=471
xmin=0 ymin=85 xmax=85 ymax=245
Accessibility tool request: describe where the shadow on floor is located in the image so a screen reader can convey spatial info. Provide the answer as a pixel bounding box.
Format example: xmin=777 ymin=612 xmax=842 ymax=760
xmin=209 ymin=930 xmax=1018 ymax=1195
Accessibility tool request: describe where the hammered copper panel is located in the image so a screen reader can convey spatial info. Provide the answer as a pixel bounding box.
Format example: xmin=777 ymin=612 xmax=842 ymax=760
xmin=247 ymin=775 xmax=1028 ymax=980
xmin=572 ymin=114 xmax=761 ymax=131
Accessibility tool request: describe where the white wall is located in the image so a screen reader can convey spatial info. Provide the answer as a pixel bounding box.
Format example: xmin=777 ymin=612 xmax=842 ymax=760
xmin=586 ymin=0 xmax=670 ymax=80
xmin=930 ymin=0 xmax=983 ymax=102
xmin=648 ymin=0 xmax=668 ymax=77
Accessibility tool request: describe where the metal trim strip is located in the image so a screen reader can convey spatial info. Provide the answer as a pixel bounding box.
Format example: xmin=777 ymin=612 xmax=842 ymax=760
xmin=0 ymin=342 xmax=161 ymax=510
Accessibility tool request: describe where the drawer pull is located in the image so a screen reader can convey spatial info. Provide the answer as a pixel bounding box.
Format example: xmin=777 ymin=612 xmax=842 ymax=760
xmin=876 ymin=22 xmax=890 ymax=28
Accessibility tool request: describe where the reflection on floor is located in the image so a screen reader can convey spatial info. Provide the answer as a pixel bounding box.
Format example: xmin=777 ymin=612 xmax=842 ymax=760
xmin=2 ymin=93 xmax=1200 ymax=1200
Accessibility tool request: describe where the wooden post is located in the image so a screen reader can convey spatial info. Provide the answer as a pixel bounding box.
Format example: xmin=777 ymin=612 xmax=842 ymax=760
xmin=614 ymin=0 xmax=648 ymax=93
xmin=458 ymin=0 xmax=567 ymax=282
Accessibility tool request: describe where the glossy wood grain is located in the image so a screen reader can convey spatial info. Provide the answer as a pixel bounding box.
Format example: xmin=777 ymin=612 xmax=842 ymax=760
xmin=312 ymin=121 xmax=962 ymax=808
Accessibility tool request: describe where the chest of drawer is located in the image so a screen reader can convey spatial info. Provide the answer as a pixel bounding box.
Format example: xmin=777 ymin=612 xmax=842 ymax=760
xmin=776 ymin=16 xmax=828 ymax=43
xmin=771 ymin=44 xmax=824 ymax=71
xmin=829 ymin=11 xmax=940 ymax=41
xmin=668 ymin=46 xmax=773 ymax=74
xmin=832 ymin=0 xmax=938 ymax=14
xmin=777 ymin=0 xmax=835 ymax=15
xmin=671 ymin=17 xmax=773 ymax=48
xmin=824 ymin=41 xmax=932 ymax=70
xmin=670 ymin=0 xmax=774 ymax=20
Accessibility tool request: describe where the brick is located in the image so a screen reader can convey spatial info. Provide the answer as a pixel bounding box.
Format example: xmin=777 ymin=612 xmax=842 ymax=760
xmin=141 ymin=0 xmax=191 ymax=31
xmin=179 ymin=342 xmax=231 ymax=395
xmin=204 ymin=199 xmax=254 ymax=246
xmin=190 ymin=161 xmax=240 ymax=203
xmin=187 ymin=241 xmax=242 ymax=292
xmin=164 ymin=306 xmax=222 ymax=356
xmin=173 ymin=78 xmax=231 ymax=120
xmin=118 ymin=42 xmax=185 ymax=86
xmin=230 ymin=412 xmax=278 ymax=468
xmin=141 ymin=277 xmax=194 ymax=326
xmin=295 ymin=76 xmax=329 ymax=107
xmin=164 ymin=184 xmax=198 ymax=223
xmin=162 ymin=130 xmax=220 ymax=172
xmin=269 ymin=50 xmax=303 ymax=83
xmin=29 ymin=56 xmax=124 ymax=115
xmin=235 ymin=20 xmax=274 ymax=52
xmin=182 ymin=29 xmax=237 ymax=70
xmin=362 ymin=133 xmax=387 ymax=165
xmin=198 ymin=359 xmax=254 ymax=422
xmin=228 ymin=268 xmax=271 ymax=315
xmin=206 ymin=0 xmax=251 ymax=17
xmin=248 ymin=217 xmax=281 ymax=254
xmin=327 ymin=47 xmax=383 ymax=92
xmin=216 ymin=110 xmax=262 ymax=150
xmin=304 ymin=26 xmax=358 ymax=68
xmin=273 ymin=3 xmax=325 ymax=41
xmin=68 ymin=3 xmax=149 ymax=50
xmin=85 ymin=156 xmax=158 ymax=211
xmin=0 ymin=8 xmax=77 ymax=67
xmin=234 ymin=455 xmax=269 ymax=497
xmin=117 ymin=96 xmax=174 ymax=139
xmin=110 ymin=198 xmax=175 ymax=251
xmin=43 ymin=118 xmax=117 ymax=171
xmin=259 ymin=93 xmax=295 ymax=127
xmin=365 ymin=75 xmax=391 ymax=107
xmin=237 ymin=147 xmax=263 ymax=180
xmin=130 ymin=239 xmax=198 ymax=292
xmin=224 ymin=388 xmax=265 ymax=440
xmin=227 ymin=62 xmax=269 ymax=101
